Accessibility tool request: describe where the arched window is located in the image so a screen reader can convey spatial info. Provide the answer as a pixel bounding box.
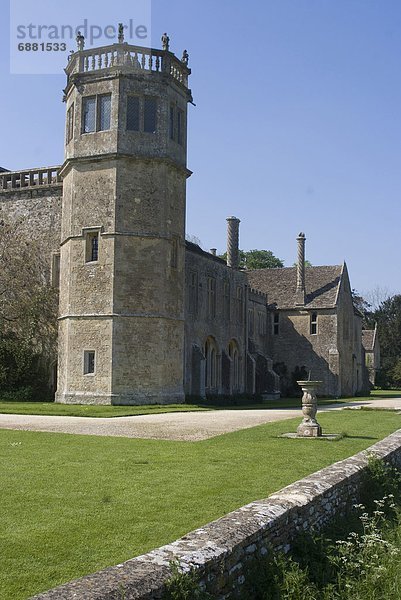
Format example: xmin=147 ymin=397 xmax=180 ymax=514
xmin=229 ymin=340 xmax=240 ymax=391
xmin=205 ymin=337 xmax=218 ymax=390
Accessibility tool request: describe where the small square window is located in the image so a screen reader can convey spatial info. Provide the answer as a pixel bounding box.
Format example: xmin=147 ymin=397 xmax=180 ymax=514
xmin=84 ymin=351 xmax=95 ymax=375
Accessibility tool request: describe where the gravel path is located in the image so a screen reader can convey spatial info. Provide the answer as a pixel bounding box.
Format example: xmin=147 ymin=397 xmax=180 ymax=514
xmin=0 ymin=398 xmax=400 ymax=442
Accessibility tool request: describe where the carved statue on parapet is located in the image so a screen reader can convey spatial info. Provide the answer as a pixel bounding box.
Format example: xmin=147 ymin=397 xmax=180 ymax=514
xmin=76 ymin=31 xmax=85 ymax=51
xmin=118 ymin=23 xmax=125 ymax=44
xmin=161 ymin=32 xmax=170 ymax=51
xmin=181 ymin=49 xmax=189 ymax=65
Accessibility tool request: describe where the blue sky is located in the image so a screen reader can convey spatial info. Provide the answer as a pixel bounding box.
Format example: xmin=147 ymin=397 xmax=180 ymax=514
xmin=1 ymin=0 xmax=400 ymax=296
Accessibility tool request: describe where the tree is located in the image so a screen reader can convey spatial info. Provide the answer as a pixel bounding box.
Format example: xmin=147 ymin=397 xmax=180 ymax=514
xmin=371 ymin=295 xmax=401 ymax=388
xmin=292 ymin=260 xmax=313 ymax=267
xmin=391 ymin=358 xmax=401 ymax=387
xmin=219 ymin=249 xmax=284 ymax=270
xmin=0 ymin=218 xmax=58 ymax=398
xmin=352 ymin=289 xmax=372 ymax=325
xmin=364 ymin=285 xmax=394 ymax=311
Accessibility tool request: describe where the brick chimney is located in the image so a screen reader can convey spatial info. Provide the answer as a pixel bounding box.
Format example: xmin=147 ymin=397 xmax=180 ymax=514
xmin=295 ymin=232 xmax=306 ymax=305
xmin=226 ymin=217 xmax=240 ymax=269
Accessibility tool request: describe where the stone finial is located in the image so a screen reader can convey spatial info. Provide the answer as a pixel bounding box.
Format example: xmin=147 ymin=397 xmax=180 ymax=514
xmin=161 ymin=32 xmax=170 ymax=51
xmin=226 ymin=217 xmax=241 ymax=270
xmin=295 ymin=232 xmax=306 ymax=306
xmin=118 ymin=23 xmax=125 ymax=43
xmin=182 ymin=50 xmax=189 ymax=65
xmin=76 ymin=31 xmax=85 ymax=51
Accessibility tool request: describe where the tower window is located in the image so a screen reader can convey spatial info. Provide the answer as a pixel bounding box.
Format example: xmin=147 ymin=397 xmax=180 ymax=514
xmin=273 ymin=313 xmax=280 ymax=335
xmin=82 ymin=94 xmax=112 ymax=134
xmin=310 ymin=312 xmax=318 ymax=335
xmin=144 ymin=97 xmax=157 ymax=133
xmin=127 ymin=96 xmax=140 ymax=131
xmin=82 ymin=96 xmax=96 ymax=133
xmin=66 ymin=103 xmax=74 ymax=143
xmin=98 ymin=94 xmax=112 ymax=131
xmin=85 ymin=231 xmax=99 ymax=263
xmin=84 ymin=351 xmax=96 ymax=375
xmin=169 ymin=105 xmax=185 ymax=145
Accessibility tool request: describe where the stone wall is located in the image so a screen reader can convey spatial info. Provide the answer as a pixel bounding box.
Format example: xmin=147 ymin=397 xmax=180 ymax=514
xmin=32 ymin=428 xmax=401 ymax=600
xmin=0 ymin=177 xmax=62 ymax=261
xmin=269 ymin=308 xmax=339 ymax=396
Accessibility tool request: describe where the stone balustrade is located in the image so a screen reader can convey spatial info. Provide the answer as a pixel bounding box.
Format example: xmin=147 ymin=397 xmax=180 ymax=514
xmin=66 ymin=43 xmax=190 ymax=88
xmin=0 ymin=167 xmax=62 ymax=192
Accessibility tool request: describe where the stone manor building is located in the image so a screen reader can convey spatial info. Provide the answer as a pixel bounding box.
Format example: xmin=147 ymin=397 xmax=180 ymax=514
xmin=0 ymin=33 xmax=372 ymax=403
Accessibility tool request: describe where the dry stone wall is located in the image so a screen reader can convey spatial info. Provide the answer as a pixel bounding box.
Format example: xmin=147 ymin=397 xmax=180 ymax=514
xmin=32 ymin=428 xmax=401 ymax=600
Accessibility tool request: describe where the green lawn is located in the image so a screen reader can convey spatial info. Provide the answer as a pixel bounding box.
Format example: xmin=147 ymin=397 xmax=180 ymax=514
xmin=0 ymin=397 xmax=344 ymax=417
xmin=0 ymin=391 xmax=399 ymax=419
xmin=0 ymin=401 xmax=213 ymax=418
xmin=371 ymin=389 xmax=401 ymax=399
xmin=1 ymin=410 xmax=401 ymax=599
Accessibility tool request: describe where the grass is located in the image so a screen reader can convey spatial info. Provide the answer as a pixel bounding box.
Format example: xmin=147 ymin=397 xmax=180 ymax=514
xmin=1 ymin=409 xmax=401 ymax=599
xmin=0 ymin=397 xmax=345 ymax=417
xmin=238 ymin=459 xmax=401 ymax=600
xmin=0 ymin=401 xmax=214 ymax=418
xmin=371 ymin=389 xmax=401 ymax=399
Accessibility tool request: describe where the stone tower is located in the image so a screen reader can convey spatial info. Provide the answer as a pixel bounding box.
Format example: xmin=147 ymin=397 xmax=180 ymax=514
xmin=56 ymin=32 xmax=192 ymax=405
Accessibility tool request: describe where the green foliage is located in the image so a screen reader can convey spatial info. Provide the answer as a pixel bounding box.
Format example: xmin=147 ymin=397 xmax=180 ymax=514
xmin=240 ymin=459 xmax=401 ymax=600
xmin=373 ymin=295 xmax=401 ymax=387
xmin=219 ymin=249 xmax=284 ymax=269
xmin=390 ymin=358 xmax=401 ymax=387
xmin=0 ymin=395 xmax=344 ymax=416
xmin=273 ymin=363 xmax=309 ymax=397
xmin=0 ymin=218 xmax=58 ymax=397
xmin=0 ymin=330 xmax=51 ymax=400
xmin=163 ymin=561 xmax=211 ymax=600
xmin=292 ymin=260 xmax=313 ymax=267
xmin=1 ymin=410 xmax=401 ymax=599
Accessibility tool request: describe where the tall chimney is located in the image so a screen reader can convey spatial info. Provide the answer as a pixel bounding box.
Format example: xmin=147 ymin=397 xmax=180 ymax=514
xmin=295 ymin=232 xmax=306 ymax=305
xmin=226 ymin=216 xmax=240 ymax=269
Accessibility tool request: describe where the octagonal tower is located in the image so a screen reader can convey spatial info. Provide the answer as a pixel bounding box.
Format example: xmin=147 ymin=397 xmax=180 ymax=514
xmin=56 ymin=33 xmax=192 ymax=404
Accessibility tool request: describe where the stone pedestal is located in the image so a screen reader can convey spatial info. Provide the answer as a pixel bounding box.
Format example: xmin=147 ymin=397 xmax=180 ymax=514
xmin=296 ymin=380 xmax=322 ymax=438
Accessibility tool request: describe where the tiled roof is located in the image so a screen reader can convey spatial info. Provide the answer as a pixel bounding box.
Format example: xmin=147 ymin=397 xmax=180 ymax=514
xmin=246 ymin=265 xmax=343 ymax=309
xmin=362 ymin=330 xmax=375 ymax=352
xmin=185 ymin=240 xmax=226 ymax=264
